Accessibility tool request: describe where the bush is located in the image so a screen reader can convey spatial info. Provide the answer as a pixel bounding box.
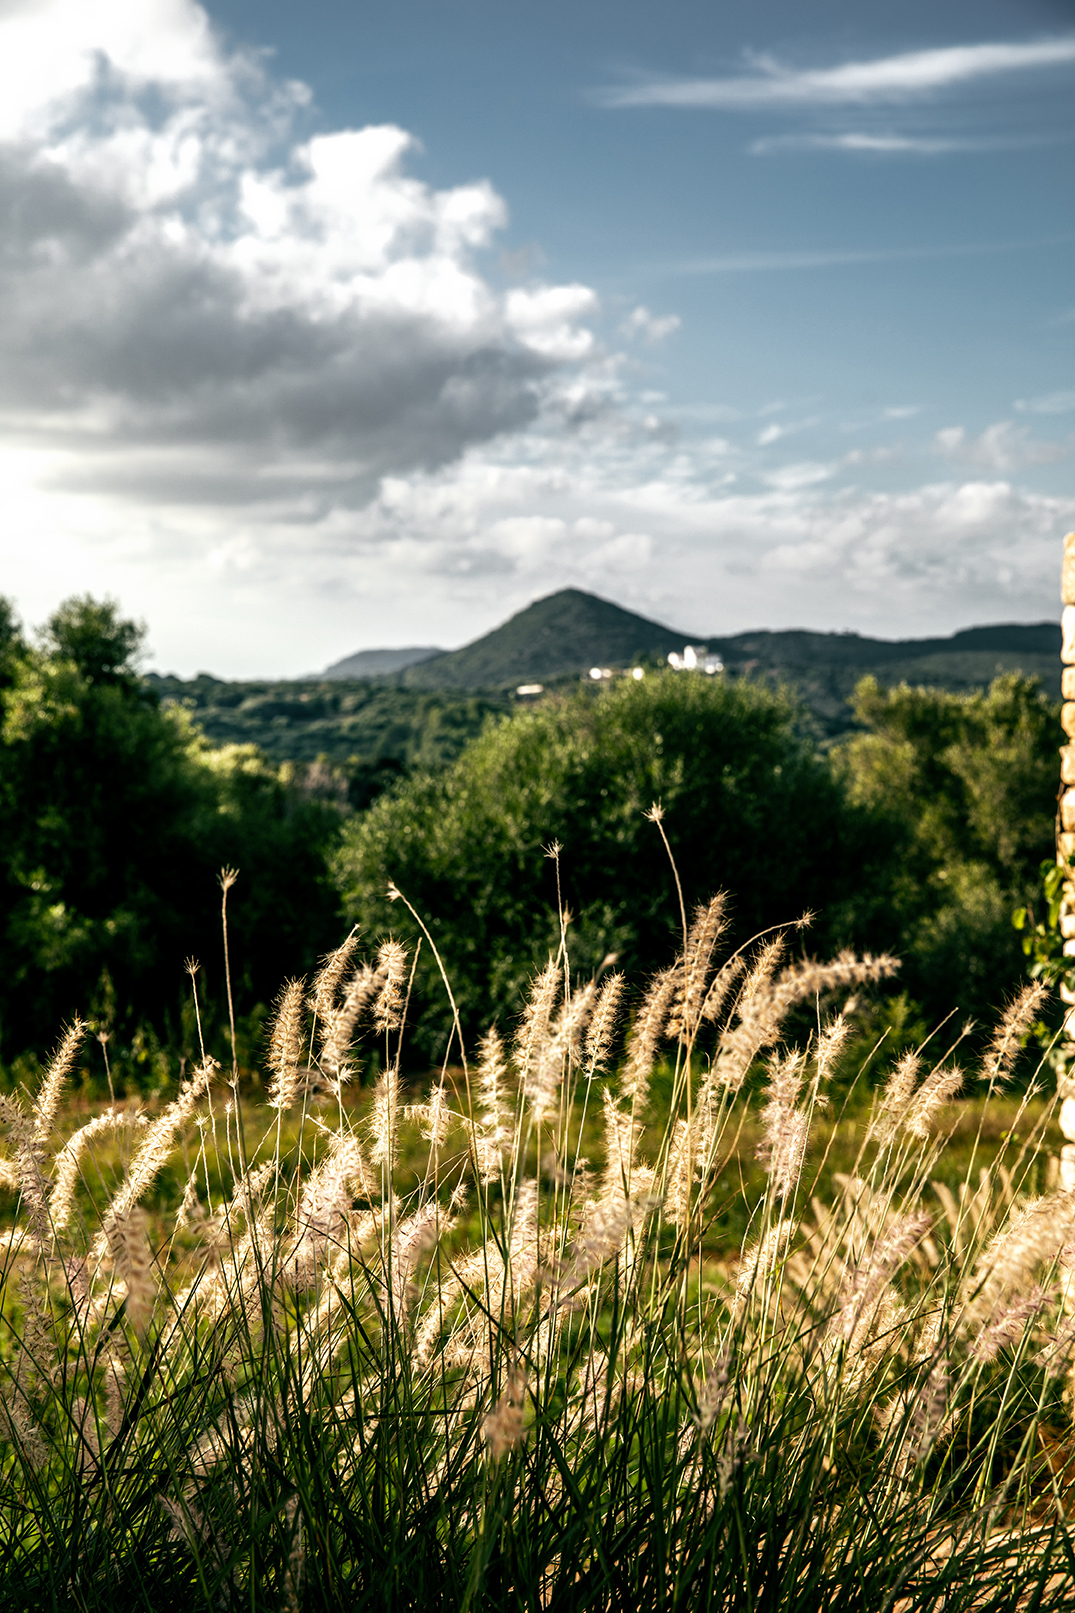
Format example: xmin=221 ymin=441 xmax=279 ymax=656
xmin=838 ymin=673 xmax=1058 ymax=1029
xmin=335 ymin=673 xmax=888 ymax=1063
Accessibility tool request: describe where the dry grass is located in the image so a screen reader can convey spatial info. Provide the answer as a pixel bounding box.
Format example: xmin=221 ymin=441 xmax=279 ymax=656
xmin=0 ymin=888 xmax=1071 ymax=1610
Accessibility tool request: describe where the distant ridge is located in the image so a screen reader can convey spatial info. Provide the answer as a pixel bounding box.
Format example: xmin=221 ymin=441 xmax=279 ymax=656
xmin=399 ymin=589 xmax=686 ymax=689
xmin=392 ymin=589 xmax=1059 ymax=703
xmin=322 ymin=645 xmax=441 ymax=679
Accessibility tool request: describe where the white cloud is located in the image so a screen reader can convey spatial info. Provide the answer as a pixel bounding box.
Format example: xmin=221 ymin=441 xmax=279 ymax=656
xmin=600 ymin=37 xmax=1075 ymax=110
xmin=764 ymin=461 xmax=838 ymax=491
xmin=0 ymin=0 xmax=602 ymax=515
xmin=749 ymin=132 xmax=1046 ymax=156
xmin=1015 ymin=390 xmax=1075 ymax=415
xmin=620 ymin=305 xmax=681 ymax=343
xmin=757 ymin=417 xmax=818 ymax=447
xmin=934 ymin=421 xmax=1070 ymax=472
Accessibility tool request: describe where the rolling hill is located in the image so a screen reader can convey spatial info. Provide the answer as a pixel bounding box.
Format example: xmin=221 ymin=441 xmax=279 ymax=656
xmin=391 ymin=589 xmax=1059 ymax=732
xmin=149 ymin=590 xmax=1060 ymax=769
xmin=397 ymin=589 xmax=687 ymax=689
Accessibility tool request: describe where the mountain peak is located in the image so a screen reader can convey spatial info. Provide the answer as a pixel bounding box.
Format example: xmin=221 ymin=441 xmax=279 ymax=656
xmin=400 ymin=589 xmax=691 ymax=688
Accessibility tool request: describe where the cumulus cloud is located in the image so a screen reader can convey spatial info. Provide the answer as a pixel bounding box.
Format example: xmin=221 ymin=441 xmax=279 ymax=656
xmin=599 ymin=37 xmax=1075 ymax=110
xmin=0 ymin=0 xmax=602 ymax=510
xmin=0 ymin=0 xmax=1070 ymax=676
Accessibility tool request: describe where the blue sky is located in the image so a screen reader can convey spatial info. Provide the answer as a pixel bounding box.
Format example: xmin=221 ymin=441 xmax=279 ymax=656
xmin=0 ymin=0 xmax=1072 ymax=674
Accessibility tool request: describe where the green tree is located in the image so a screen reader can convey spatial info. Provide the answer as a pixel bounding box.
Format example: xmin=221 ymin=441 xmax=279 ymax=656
xmin=335 ymin=672 xmax=887 ymax=1062
xmin=0 ymin=596 xmax=344 ymax=1074
xmin=836 ymin=672 xmax=1057 ymax=1028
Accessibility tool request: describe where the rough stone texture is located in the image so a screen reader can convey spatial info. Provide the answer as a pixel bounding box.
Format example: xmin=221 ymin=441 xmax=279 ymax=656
xmin=1064 ymin=606 xmax=1075 ymax=662
xmin=1061 ymin=1097 xmax=1075 ymax=1141
xmin=1061 ymin=745 xmax=1075 ymax=784
xmin=1062 ymin=1145 xmax=1075 ymax=1192
xmin=1062 ymin=705 xmax=1075 ymax=739
xmin=1063 ymin=532 xmax=1075 ymax=606
xmin=1062 ymin=790 xmax=1075 ymax=832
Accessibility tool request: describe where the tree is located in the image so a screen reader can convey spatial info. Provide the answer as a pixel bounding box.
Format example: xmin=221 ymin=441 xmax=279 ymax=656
xmin=40 ymin=594 xmax=145 ymax=687
xmin=335 ymin=672 xmax=887 ymax=1062
xmin=835 ymin=673 xmax=1057 ymax=1028
xmin=0 ymin=596 xmax=345 ymax=1073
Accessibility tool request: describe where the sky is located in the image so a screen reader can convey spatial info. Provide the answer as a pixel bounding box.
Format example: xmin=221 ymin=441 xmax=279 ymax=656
xmin=0 ymin=0 xmax=1072 ymax=676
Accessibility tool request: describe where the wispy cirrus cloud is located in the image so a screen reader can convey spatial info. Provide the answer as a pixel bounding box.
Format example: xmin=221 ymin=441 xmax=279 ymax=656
xmin=749 ymin=131 xmax=1060 ymax=157
xmin=934 ymin=421 xmax=1071 ymax=472
xmin=1015 ymin=390 xmax=1075 ymax=415
xmin=598 ymin=36 xmax=1075 ymax=111
xmin=658 ymin=232 xmax=1074 ymax=277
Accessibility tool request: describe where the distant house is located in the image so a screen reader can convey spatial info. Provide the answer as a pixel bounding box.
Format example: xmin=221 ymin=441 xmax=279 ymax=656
xmin=667 ymin=645 xmax=723 ymax=674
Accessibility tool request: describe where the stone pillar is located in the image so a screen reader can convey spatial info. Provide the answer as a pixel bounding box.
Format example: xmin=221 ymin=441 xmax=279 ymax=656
xmin=1058 ymin=531 xmax=1075 ymax=1189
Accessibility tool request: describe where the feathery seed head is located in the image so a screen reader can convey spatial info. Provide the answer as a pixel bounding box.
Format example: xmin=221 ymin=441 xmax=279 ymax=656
xmin=670 ymin=895 xmax=728 ymax=1039
xmin=312 ymin=933 xmax=360 ymax=1022
xmin=979 ymin=981 xmax=1047 ymax=1087
xmin=370 ymin=1065 xmax=400 ymax=1168
xmin=514 ymin=961 xmax=560 ymax=1079
xmin=585 ymin=972 xmax=625 ymax=1073
xmin=374 ymin=940 xmax=408 ymax=1033
xmin=32 ymin=1018 xmax=85 ymax=1146
xmin=321 ymin=960 xmax=379 ymax=1079
xmin=620 ymin=967 xmax=676 ymax=1109
xmin=735 ymin=1218 xmax=796 ymax=1310
xmin=483 ymin=1369 xmax=527 ymax=1460
xmin=972 ymin=1285 xmax=1053 ymax=1362
xmin=267 ymin=978 xmax=307 ymax=1108
xmin=904 ymin=1064 xmax=963 ymax=1139
xmin=694 ymin=1354 xmax=731 ymax=1433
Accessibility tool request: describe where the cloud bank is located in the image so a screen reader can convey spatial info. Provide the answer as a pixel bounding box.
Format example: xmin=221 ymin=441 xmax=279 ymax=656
xmin=0 ymin=0 xmax=601 ymax=514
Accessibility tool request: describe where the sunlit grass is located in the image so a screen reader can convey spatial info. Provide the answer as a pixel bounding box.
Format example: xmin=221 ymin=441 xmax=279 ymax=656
xmin=0 ymin=884 xmax=1071 ymax=1610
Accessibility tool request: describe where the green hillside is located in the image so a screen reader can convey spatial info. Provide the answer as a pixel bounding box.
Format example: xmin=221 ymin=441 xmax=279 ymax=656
xmin=396 ymin=589 xmax=1059 ymax=735
xmin=145 ymin=673 xmax=506 ymax=805
xmin=398 ymin=588 xmax=686 ymax=688
xmin=148 ymin=592 xmax=1061 ymax=764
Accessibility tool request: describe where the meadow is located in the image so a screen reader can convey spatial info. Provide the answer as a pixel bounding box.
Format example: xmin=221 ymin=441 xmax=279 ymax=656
xmin=2 ymin=852 xmax=1074 ymax=1611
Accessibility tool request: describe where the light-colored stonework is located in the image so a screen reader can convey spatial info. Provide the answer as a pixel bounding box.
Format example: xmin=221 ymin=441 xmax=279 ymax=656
xmin=1058 ymin=533 xmax=1075 ymax=1187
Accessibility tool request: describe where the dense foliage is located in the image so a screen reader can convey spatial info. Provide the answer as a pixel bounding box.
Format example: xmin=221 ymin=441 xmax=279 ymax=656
xmin=1 ymin=591 xmax=1060 ymax=1084
xmin=146 ymin=669 xmax=504 ymax=776
xmin=0 ymin=597 xmax=344 ymax=1077
xmin=337 ymin=669 xmax=1059 ymax=1065
xmin=838 ymin=673 xmax=1058 ymax=1028
xmin=335 ymin=673 xmax=890 ymax=1061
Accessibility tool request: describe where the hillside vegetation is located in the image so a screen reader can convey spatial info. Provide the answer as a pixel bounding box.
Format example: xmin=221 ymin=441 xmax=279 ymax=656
xmin=0 ymin=591 xmax=1061 ymax=1091
xmin=337 ymin=669 xmax=1057 ymax=1065
xmin=151 ymin=590 xmax=1060 ymax=752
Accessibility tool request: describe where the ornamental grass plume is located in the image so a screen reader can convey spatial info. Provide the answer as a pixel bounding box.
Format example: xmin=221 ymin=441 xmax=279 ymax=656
xmin=0 ymin=855 xmax=1072 ymax=1611
xmin=585 ymin=971 xmax=624 ymax=1073
xmin=267 ymin=978 xmax=306 ymax=1108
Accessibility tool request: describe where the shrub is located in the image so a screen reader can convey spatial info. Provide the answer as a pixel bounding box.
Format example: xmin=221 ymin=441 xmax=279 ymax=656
xmin=335 ymin=672 xmax=888 ymax=1062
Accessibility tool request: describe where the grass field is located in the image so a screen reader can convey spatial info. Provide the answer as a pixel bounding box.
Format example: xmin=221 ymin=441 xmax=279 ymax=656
xmin=1 ymin=892 xmax=1073 ymax=1610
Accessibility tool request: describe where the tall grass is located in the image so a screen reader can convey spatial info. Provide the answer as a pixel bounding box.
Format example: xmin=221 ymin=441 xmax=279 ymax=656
xmin=0 ymin=862 xmax=1072 ymax=1610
